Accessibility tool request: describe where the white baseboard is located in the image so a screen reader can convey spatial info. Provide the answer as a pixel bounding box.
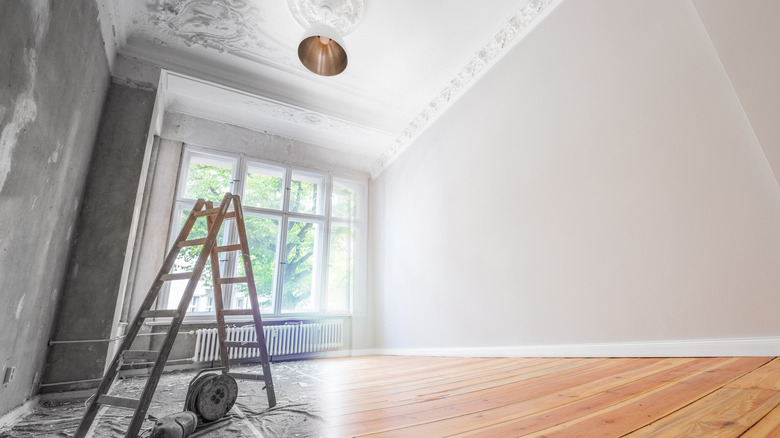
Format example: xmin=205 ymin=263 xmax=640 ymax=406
xmin=372 ymin=337 xmax=780 ymax=358
xmin=0 ymin=396 xmax=40 ymax=430
xmin=348 ymin=348 xmax=383 ymax=357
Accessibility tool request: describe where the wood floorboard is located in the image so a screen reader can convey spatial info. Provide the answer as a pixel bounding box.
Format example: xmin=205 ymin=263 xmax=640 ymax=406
xmin=318 ymin=356 xmax=776 ymax=438
xmin=327 ymin=358 xmax=606 ymax=415
xmin=327 ymin=359 xmax=629 ymax=432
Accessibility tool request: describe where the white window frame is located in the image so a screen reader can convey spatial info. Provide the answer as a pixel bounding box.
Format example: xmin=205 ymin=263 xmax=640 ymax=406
xmin=159 ymin=145 xmax=366 ymax=321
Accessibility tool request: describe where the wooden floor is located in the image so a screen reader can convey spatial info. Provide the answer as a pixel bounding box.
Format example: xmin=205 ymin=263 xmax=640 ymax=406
xmin=316 ymin=355 xmax=780 ymax=437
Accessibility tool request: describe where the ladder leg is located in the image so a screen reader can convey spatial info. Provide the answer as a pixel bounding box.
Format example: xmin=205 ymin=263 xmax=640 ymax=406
xmin=206 ymin=201 xmax=231 ymax=372
xmin=231 ymin=195 xmax=276 ymax=407
xmin=75 ymin=195 xmax=234 ymax=437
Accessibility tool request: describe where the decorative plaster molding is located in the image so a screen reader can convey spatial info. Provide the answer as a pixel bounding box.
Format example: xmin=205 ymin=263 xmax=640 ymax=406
xmin=241 ymin=97 xmax=362 ymax=136
xmin=134 ymin=0 xmax=291 ymax=66
xmin=369 ymin=0 xmax=557 ymax=178
xmin=287 ymin=0 xmax=364 ymax=35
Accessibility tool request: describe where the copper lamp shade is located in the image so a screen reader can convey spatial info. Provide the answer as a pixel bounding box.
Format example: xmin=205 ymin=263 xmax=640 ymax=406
xmin=298 ymin=24 xmax=348 ymax=76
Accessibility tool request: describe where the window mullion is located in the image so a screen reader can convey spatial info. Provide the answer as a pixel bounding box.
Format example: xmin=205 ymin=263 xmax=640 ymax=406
xmin=320 ymin=174 xmax=332 ymax=313
xmin=273 ymin=167 xmax=293 ymax=316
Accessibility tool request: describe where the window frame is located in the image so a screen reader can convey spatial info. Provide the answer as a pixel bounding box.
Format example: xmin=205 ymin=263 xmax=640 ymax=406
xmin=159 ymin=145 xmax=366 ymax=321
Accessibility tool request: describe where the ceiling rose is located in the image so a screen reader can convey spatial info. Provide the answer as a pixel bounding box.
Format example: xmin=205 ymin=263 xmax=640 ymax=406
xmin=287 ymin=0 xmax=364 ymax=36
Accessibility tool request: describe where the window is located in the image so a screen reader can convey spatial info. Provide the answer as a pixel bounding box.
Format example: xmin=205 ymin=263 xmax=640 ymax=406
xmin=162 ymin=148 xmax=366 ymax=318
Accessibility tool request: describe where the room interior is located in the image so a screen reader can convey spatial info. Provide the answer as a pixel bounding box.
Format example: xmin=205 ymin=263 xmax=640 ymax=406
xmin=2 ymin=0 xmax=780 ymax=435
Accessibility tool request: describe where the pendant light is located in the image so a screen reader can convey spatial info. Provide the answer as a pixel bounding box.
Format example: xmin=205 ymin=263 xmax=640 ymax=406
xmin=298 ymin=24 xmax=348 ymax=76
xmin=289 ymin=0 xmax=363 ymax=77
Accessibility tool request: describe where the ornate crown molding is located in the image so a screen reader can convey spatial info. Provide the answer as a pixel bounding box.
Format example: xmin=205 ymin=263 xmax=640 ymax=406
xmin=369 ymin=0 xmax=556 ymax=178
xmin=240 ymin=98 xmax=356 ymax=135
xmin=135 ymin=0 xmax=291 ymax=66
xmin=287 ymin=0 xmax=364 ymax=35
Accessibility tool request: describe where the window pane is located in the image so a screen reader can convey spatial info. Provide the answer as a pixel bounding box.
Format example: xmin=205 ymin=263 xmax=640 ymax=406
xmin=182 ymin=153 xmax=235 ymax=202
xmin=244 ymin=163 xmax=284 ymax=210
xmin=331 ymin=181 xmax=358 ymax=219
xmin=327 ymin=224 xmax=354 ymax=312
xmin=289 ymin=171 xmax=324 ymax=215
xmin=232 ymin=215 xmax=280 ymax=313
xmin=281 ymin=219 xmax=320 ymax=312
xmin=168 ymin=208 xmax=226 ymax=311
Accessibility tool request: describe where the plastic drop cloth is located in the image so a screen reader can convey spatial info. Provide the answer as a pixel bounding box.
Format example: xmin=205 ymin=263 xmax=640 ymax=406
xmin=0 ymin=360 xmax=328 ymax=438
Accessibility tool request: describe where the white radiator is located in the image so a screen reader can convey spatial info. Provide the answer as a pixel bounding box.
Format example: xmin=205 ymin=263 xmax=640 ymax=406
xmin=192 ymin=320 xmax=343 ymax=362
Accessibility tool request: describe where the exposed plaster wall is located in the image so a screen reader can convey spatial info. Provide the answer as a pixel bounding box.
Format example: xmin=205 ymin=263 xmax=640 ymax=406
xmin=42 ymin=82 xmax=156 ymax=391
xmin=371 ymin=0 xmax=780 ymax=355
xmin=0 ymin=1 xmax=110 ymax=416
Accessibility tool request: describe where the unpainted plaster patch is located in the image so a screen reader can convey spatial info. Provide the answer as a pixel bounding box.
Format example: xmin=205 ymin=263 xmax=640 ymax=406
xmin=66 ymin=110 xmax=82 ymax=151
xmin=49 ymin=140 xmax=63 ymax=163
xmin=0 ymin=50 xmax=39 ymax=193
xmin=31 ymin=2 xmax=51 ymax=45
xmin=15 ymin=295 xmax=25 ymax=320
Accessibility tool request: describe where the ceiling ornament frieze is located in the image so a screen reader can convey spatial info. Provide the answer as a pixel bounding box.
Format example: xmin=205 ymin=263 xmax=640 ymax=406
xmin=370 ymin=0 xmax=555 ymax=177
xmin=135 ymin=0 xmax=291 ymax=66
xmin=241 ymin=98 xmax=362 ymax=136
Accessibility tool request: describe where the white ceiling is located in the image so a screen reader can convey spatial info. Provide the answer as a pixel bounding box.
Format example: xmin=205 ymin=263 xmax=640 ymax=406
xmin=95 ymin=0 xmax=559 ymax=175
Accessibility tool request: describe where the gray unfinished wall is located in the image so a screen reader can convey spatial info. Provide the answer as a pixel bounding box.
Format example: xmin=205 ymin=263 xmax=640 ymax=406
xmin=0 ymin=1 xmax=110 ymax=416
xmin=43 ymin=82 xmax=156 ymax=392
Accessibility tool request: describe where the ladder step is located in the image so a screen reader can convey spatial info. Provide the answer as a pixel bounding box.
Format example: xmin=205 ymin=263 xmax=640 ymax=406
xmin=193 ymin=209 xmax=237 ymax=218
xmin=193 ymin=207 xmax=220 ymax=217
xmin=177 ymin=238 xmax=207 ymax=247
xmin=223 ymin=341 xmax=263 ymax=349
xmin=160 ymin=272 xmax=194 ymax=281
xmin=228 ymin=372 xmax=266 ymax=381
xmin=97 ymin=395 xmax=140 ymax=410
xmin=215 ymin=244 xmax=242 ymax=252
xmin=140 ymin=309 xmax=178 ymax=319
xmin=217 ymin=276 xmax=247 ymax=285
xmin=219 ymin=309 xmax=254 ymax=316
xmin=121 ymin=350 xmax=159 ymax=362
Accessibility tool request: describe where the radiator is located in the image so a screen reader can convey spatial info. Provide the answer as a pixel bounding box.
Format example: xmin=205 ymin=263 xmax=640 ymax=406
xmin=192 ymin=320 xmax=343 ymax=362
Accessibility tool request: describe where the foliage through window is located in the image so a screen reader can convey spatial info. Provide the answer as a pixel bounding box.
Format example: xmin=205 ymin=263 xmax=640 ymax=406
xmin=164 ymin=149 xmax=365 ymax=317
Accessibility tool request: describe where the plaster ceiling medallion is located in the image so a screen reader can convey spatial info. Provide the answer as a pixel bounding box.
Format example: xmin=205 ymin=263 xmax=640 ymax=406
xmin=287 ymin=0 xmax=364 ymax=36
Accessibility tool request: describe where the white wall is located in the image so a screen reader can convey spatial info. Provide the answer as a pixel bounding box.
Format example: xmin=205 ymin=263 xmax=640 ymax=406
xmin=370 ymin=0 xmax=780 ymax=356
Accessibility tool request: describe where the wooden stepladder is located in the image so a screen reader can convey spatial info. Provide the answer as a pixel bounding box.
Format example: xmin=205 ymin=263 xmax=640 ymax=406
xmin=75 ymin=193 xmax=276 ymax=438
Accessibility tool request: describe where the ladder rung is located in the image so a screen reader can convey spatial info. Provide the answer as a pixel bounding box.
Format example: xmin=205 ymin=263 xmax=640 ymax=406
xmin=217 ymin=276 xmax=247 ymax=285
xmin=223 ymin=341 xmax=263 ymax=349
xmin=97 ymin=395 xmax=140 ymax=410
xmin=160 ymin=272 xmax=194 ymax=281
xmin=140 ymin=309 xmax=178 ymax=319
xmin=219 ymin=309 xmax=254 ymax=316
xmin=121 ymin=350 xmax=159 ymax=362
xmin=215 ymin=244 xmax=242 ymax=252
xmin=193 ymin=207 xmax=220 ymax=217
xmin=193 ymin=209 xmax=237 ymax=218
xmin=178 ymin=238 xmax=207 ymax=247
xmin=229 ymin=372 xmax=266 ymax=381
